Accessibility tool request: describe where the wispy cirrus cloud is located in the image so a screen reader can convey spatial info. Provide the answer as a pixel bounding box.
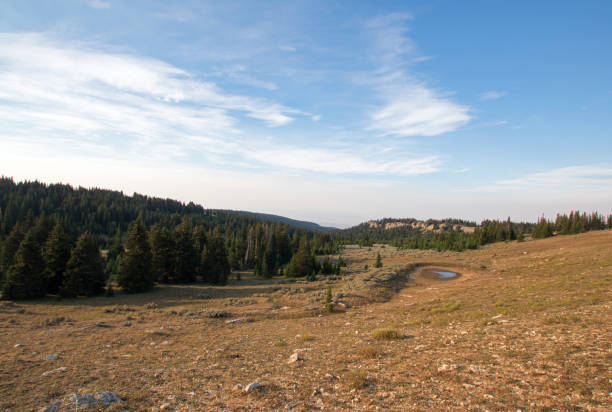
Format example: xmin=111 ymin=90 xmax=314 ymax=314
xmin=0 ymin=33 xmax=300 ymax=158
xmin=246 ymin=146 xmax=441 ymax=176
xmin=87 ymin=0 xmax=111 ymax=9
xmin=480 ymin=90 xmax=507 ymax=101
xmin=365 ymin=14 xmax=470 ymax=137
xmin=470 ymin=165 xmax=612 ymax=193
xmin=0 ymin=32 xmax=441 ymax=178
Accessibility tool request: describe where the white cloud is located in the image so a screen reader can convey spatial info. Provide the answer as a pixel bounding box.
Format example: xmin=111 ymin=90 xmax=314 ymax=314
xmin=371 ymin=82 xmax=470 ymax=136
xmin=246 ymin=147 xmax=440 ymax=176
xmin=480 ymin=90 xmax=507 ymax=101
xmin=312 ymin=114 xmax=321 ymax=122
xmin=365 ymin=15 xmax=470 ymax=137
xmin=0 ymin=32 xmax=444 ymax=179
xmin=0 ymin=33 xmax=302 ymax=159
xmin=470 ymin=165 xmax=612 ymax=193
xmin=88 ymin=0 xmax=111 ymax=9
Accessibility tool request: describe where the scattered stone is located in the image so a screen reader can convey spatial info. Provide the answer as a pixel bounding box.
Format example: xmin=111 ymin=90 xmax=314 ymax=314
xmin=95 ymin=322 xmax=112 ymax=328
xmin=45 ymin=354 xmax=59 ymax=360
xmin=14 ymin=343 xmax=24 ymax=348
xmin=37 ymin=341 xmax=44 ymax=345
xmin=39 ymin=400 xmax=61 ymax=412
xmin=40 ymin=392 xmax=123 ymax=411
xmin=244 ymin=382 xmax=261 ymax=392
xmin=42 ymin=367 xmax=67 ymax=376
xmin=288 ymin=352 xmax=304 ymax=363
xmin=123 ymin=321 xmax=132 ymax=327
xmin=234 ymin=384 xmax=243 ymax=390
xmin=225 ymin=318 xmax=247 ymax=324
xmin=159 ymin=402 xmax=173 ymax=410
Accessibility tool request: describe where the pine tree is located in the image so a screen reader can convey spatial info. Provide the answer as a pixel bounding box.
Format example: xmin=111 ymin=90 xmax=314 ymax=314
xmin=2 ymin=230 xmax=48 ymax=300
xmin=1 ymin=224 xmax=24 ymax=284
xmin=174 ymin=219 xmax=197 ymax=283
xmin=116 ymin=219 xmax=154 ymax=293
xmin=325 ymin=286 xmax=334 ymax=312
xmin=375 ymin=252 xmax=383 ymax=268
xmin=149 ymin=224 xmax=176 ymax=283
xmin=43 ymin=222 xmax=72 ymax=294
xmin=285 ymin=235 xmax=314 ymax=277
xmin=201 ymin=230 xmax=230 ymax=284
xmin=60 ymin=231 xmax=105 ymax=297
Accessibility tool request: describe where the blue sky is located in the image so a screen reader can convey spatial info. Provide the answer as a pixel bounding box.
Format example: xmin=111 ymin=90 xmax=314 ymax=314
xmin=1 ymin=1 xmax=611 ymax=227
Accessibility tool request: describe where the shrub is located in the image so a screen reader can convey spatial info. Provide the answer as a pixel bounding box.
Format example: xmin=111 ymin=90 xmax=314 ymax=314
xmin=371 ymin=329 xmax=401 ymax=340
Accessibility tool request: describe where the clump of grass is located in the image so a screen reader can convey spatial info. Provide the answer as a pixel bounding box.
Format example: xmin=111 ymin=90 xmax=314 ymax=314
xmin=347 ymin=371 xmax=369 ymax=389
xmin=203 ymin=309 xmax=231 ymax=318
xmin=298 ymin=334 xmax=315 ymax=342
xmin=371 ymin=329 xmax=402 ymax=340
xmin=430 ymin=301 xmax=462 ymax=314
xmin=358 ymin=346 xmax=379 ymax=359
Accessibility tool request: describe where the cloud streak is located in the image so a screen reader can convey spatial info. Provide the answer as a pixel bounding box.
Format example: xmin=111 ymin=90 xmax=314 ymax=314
xmin=0 ymin=32 xmax=442 ymax=178
xmin=365 ymin=14 xmax=470 ymax=137
xmin=470 ymin=165 xmax=612 ymax=193
xmin=480 ymin=90 xmax=507 ymax=101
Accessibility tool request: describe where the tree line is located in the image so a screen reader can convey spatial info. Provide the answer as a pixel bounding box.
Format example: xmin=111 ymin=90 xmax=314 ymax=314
xmin=335 ymin=213 xmax=612 ymax=252
xmin=0 ymin=178 xmax=340 ymax=299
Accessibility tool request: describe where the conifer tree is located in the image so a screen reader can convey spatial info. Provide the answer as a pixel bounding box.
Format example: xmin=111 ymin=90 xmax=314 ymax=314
xmin=116 ymin=219 xmax=154 ymax=293
xmin=0 ymin=223 xmax=24 ymax=284
xmin=285 ymin=235 xmax=314 ymax=277
xmin=174 ymin=219 xmax=197 ymax=283
xmin=201 ymin=230 xmax=230 ymax=284
xmin=44 ymin=222 xmax=72 ymax=294
xmin=375 ymin=252 xmax=383 ymax=268
xmin=60 ymin=231 xmax=105 ymax=297
xmin=2 ymin=230 xmax=47 ymax=300
xmin=149 ymin=224 xmax=176 ymax=283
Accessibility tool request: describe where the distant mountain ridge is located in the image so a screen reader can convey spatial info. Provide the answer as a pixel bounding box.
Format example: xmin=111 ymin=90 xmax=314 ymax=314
xmin=234 ymin=211 xmax=337 ymax=232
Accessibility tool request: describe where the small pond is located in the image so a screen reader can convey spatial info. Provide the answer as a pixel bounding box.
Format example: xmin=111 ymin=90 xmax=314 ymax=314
xmin=433 ymin=270 xmax=458 ymax=279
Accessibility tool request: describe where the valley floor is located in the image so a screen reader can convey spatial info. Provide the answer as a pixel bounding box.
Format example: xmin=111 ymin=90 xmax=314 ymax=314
xmin=1 ymin=231 xmax=611 ymax=411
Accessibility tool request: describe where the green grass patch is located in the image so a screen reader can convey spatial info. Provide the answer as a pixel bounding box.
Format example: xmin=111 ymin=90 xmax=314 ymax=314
xmin=371 ymin=328 xmax=402 ymax=340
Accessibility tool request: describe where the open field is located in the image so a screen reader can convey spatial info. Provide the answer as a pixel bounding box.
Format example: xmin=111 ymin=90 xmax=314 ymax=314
xmin=1 ymin=231 xmax=611 ymax=411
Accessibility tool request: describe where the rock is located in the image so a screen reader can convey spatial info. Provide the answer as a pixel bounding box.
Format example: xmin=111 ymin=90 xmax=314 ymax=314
xmin=244 ymin=381 xmax=261 ymax=392
xmin=123 ymin=321 xmax=132 ymax=326
xmin=41 ymin=392 xmax=123 ymax=411
xmin=14 ymin=343 xmax=24 ymax=348
xmin=159 ymin=402 xmax=174 ymax=410
xmin=234 ymin=384 xmax=243 ymax=390
xmin=39 ymin=400 xmax=61 ymax=412
xmin=225 ymin=318 xmax=247 ymax=324
xmin=288 ymin=352 xmax=304 ymax=363
xmin=45 ymin=354 xmax=59 ymax=360
xmin=95 ymin=322 xmax=112 ymax=328
xmin=42 ymin=367 xmax=67 ymax=376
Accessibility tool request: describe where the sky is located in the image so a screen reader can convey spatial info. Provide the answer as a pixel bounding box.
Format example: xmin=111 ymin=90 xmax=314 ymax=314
xmin=1 ymin=1 xmax=611 ymax=228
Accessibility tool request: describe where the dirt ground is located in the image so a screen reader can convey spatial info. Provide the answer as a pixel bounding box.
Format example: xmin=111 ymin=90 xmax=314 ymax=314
xmin=1 ymin=231 xmax=611 ymax=411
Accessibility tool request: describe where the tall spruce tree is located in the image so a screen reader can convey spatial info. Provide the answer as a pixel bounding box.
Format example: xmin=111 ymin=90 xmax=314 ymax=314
xmin=285 ymin=235 xmax=314 ymax=277
xmin=44 ymin=222 xmax=72 ymax=294
xmin=1 ymin=223 xmax=24 ymax=284
xmin=3 ymin=230 xmax=48 ymax=300
xmin=60 ymin=231 xmax=105 ymax=297
xmin=117 ymin=219 xmax=154 ymax=293
xmin=174 ymin=219 xmax=197 ymax=283
xmin=201 ymin=229 xmax=230 ymax=284
xmin=149 ymin=224 xmax=176 ymax=283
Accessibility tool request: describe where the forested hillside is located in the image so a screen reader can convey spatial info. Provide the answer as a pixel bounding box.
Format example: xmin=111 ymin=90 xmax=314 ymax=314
xmin=0 ymin=178 xmax=339 ymax=299
xmin=333 ymin=213 xmax=612 ymax=252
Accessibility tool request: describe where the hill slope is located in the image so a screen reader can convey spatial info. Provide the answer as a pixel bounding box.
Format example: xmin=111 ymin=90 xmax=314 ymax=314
xmin=1 ymin=230 xmax=610 ymax=410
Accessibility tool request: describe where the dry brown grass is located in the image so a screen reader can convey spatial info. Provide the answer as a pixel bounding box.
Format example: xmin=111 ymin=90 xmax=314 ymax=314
xmin=1 ymin=231 xmax=611 ymax=410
